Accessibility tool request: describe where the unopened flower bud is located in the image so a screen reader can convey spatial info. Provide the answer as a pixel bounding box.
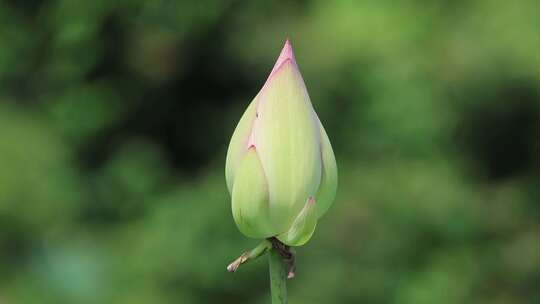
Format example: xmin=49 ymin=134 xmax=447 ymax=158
xmin=225 ymin=39 xmax=337 ymax=246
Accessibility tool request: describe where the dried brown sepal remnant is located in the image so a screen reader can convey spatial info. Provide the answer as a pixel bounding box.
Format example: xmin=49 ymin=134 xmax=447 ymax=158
xmin=269 ymin=237 xmax=296 ymax=279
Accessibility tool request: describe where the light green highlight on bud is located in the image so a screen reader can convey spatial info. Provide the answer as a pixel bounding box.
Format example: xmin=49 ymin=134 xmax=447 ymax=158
xmin=253 ymin=61 xmax=322 ymax=233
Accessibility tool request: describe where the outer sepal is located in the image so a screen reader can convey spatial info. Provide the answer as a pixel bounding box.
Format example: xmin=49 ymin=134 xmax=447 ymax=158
xmin=277 ymin=197 xmax=318 ymax=246
xmin=231 ymin=147 xmax=273 ymax=238
xmin=314 ymin=121 xmax=338 ymax=218
xmin=225 ymin=98 xmax=257 ymax=193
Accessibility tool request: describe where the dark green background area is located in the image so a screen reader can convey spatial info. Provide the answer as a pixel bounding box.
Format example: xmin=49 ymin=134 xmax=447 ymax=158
xmin=1 ymin=0 xmax=540 ymax=303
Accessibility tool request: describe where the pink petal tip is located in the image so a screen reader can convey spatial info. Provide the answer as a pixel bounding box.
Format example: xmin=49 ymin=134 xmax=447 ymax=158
xmin=269 ymin=39 xmax=297 ymax=77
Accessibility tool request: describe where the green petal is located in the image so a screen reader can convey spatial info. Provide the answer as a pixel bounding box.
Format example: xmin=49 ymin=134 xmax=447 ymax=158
xmin=231 ymin=147 xmax=274 ymax=238
xmin=277 ymin=197 xmax=318 ymax=246
xmin=252 ymin=61 xmax=322 ymax=232
xmin=315 ymin=120 xmax=338 ymax=218
xmin=225 ymin=97 xmax=258 ymax=194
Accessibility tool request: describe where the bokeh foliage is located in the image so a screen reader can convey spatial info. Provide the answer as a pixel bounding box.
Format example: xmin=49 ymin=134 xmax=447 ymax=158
xmin=1 ymin=0 xmax=540 ymax=303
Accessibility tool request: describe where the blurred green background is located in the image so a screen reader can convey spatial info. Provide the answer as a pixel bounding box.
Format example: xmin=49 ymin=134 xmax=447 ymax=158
xmin=1 ymin=0 xmax=540 ymax=303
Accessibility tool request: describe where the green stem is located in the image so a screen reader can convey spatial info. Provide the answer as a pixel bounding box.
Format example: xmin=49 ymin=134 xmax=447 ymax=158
xmin=268 ymin=247 xmax=287 ymax=304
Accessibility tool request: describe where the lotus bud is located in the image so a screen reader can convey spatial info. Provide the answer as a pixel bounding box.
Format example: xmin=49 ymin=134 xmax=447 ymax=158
xmin=225 ymin=39 xmax=337 ymax=246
